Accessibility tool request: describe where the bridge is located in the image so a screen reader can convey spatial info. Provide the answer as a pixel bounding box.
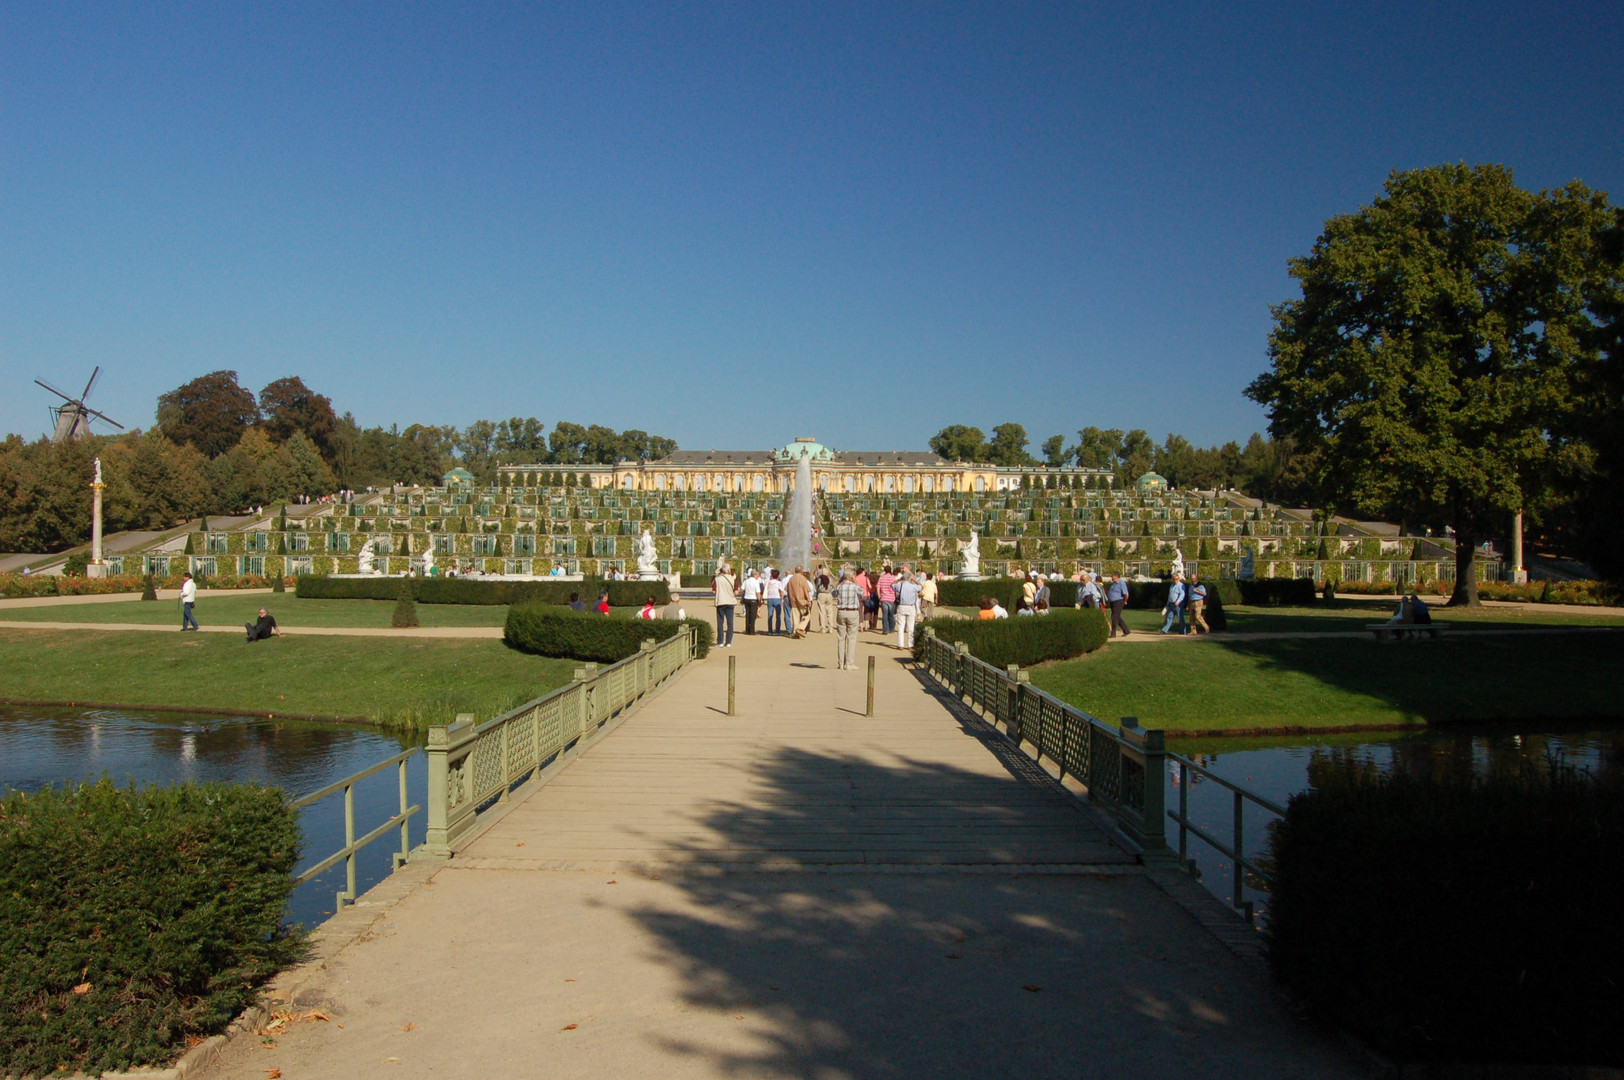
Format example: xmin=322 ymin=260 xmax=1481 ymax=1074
xmin=195 ymin=627 xmax=1364 ymax=1079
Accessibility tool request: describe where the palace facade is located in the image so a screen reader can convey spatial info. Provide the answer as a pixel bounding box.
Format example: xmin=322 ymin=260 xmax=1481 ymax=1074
xmin=495 ymin=437 xmax=1115 ymax=494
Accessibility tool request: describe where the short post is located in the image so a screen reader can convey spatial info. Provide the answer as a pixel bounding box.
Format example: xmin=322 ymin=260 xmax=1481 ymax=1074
xmin=866 ymin=655 xmax=876 ymax=717
xmin=954 ymin=642 xmax=971 ymax=700
xmin=728 ymin=653 xmax=736 ymax=716
xmin=1116 ymin=717 xmax=1172 ymax=862
xmin=640 ymin=638 xmax=656 ymax=697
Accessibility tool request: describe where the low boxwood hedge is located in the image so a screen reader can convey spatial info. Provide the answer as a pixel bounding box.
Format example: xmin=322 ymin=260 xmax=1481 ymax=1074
xmin=504 ymin=604 xmax=711 ymax=663
xmin=1235 ymin=576 xmax=1317 ymax=606
xmin=297 ymin=576 xmax=669 ymax=607
xmin=936 ymin=578 xmax=1079 ymax=609
xmin=914 ymin=607 xmax=1109 ymax=668
xmin=0 ymin=780 xmax=304 ymax=1076
xmin=1267 ymin=770 xmax=1624 ymax=1067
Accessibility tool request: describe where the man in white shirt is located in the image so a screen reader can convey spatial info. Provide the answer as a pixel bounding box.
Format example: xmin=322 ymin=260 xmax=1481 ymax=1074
xmin=740 ymin=569 xmax=764 ymax=635
xmin=180 ymin=572 xmax=199 ymax=631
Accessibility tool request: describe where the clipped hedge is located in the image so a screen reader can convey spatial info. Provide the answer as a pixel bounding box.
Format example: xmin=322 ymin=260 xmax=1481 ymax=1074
xmin=1235 ymin=576 xmax=1318 ymax=606
xmin=297 ymin=575 xmax=669 ymax=607
xmin=936 ymin=578 xmax=1080 ymax=609
xmin=505 ymin=604 xmax=711 ymax=662
xmin=0 ymin=780 xmax=304 ymax=1076
xmin=914 ymin=607 xmax=1109 ymax=668
xmin=1267 ymin=771 xmax=1624 ymax=1067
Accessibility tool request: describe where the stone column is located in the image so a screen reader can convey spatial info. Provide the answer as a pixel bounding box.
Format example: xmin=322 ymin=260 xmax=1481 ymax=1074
xmin=1511 ymin=510 xmax=1527 ymax=584
xmin=88 ymin=479 xmax=107 ymax=578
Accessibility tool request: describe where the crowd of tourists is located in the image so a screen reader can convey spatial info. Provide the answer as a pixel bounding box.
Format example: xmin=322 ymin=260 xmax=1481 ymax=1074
xmin=708 ymin=561 xmax=939 ymax=665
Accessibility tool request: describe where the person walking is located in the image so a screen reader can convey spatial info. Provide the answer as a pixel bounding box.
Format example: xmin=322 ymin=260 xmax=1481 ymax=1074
xmin=1187 ymin=574 xmax=1210 ymax=634
xmin=180 ymin=571 xmax=199 ymax=631
xmin=1078 ymin=571 xmax=1102 ymax=611
xmin=876 ymin=564 xmax=899 ymax=636
xmin=1160 ymin=572 xmax=1186 ymax=634
xmin=740 ymin=568 xmax=763 ymax=635
xmin=785 ymin=566 xmax=813 ymax=638
xmin=894 ymin=569 xmax=922 ymax=649
xmin=833 ymin=568 xmax=864 ymax=670
xmin=765 ymin=569 xmax=786 ymax=635
xmin=919 ymin=571 xmax=938 ymax=619
xmin=814 ymin=565 xmax=835 ymax=633
xmin=1107 ymin=573 xmax=1131 ymax=637
xmin=712 ymin=562 xmax=737 ymax=648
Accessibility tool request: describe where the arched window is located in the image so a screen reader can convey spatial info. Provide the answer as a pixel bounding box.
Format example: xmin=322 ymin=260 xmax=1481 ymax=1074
xmin=733 ymin=474 xmax=743 ymax=492
xmin=675 ymin=474 xmax=686 ymax=491
xmin=654 ymin=473 xmax=666 ymax=490
xmin=623 ymin=474 xmax=634 ymax=490
xmin=975 ymin=476 xmax=986 ymax=493
xmin=844 ymin=475 xmax=854 ymax=493
xmin=903 ymin=476 xmax=915 ymax=493
xmin=923 ymin=475 xmax=933 ymax=493
xmin=865 ymin=475 xmax=875 ymax=493
xmin=819 ymin=474 xmax=829 ymax=491
xmin=885 ymin=475 xmax=895 ymax=493
xmin=753 ymin=474 xmax=764 ymax=493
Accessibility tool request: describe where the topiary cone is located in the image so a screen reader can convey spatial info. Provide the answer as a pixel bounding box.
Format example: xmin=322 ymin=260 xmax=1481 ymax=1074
xmin=142 ymin=575 xmax=158 ymax=601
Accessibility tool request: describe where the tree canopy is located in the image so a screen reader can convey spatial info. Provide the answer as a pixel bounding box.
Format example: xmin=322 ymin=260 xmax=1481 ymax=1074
xmin=1247 ymin=163 xmax=1620 ymax=603
xmin=155 ymin=371 xmax=260 ymax=458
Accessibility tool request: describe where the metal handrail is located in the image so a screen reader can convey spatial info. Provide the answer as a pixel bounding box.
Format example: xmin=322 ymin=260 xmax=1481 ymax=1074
xmin=917 ymin=629 xmax=1283 ymax=923
xmin=419 ymin=624 xmax=696 ymax=856
xmin=291 ymin=747 xmax=420 ymax=912
xmin=1166 ymin=752 xmax=1285 ymax=918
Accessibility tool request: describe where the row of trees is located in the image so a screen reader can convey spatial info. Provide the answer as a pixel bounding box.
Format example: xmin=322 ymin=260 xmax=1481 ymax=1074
xmin=928 ymin=423 xmax=1310 ymax=502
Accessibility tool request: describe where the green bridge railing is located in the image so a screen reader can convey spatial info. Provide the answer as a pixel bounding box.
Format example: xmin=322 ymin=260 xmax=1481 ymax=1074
xmin=917 ymin=629 xmax=1281 ymax=919
xmin=418 ymin=624 xmax=699 ymax=857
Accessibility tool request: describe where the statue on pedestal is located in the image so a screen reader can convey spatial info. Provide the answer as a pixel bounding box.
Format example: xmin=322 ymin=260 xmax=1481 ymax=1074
xmin=1171 ymin=548 xmax=1185 ymax=579
xmin=359 ymin=540 xmax=377 ymax=575
xmin=636 ymin=529 xmax=660 ymax=578
xmin=961 ymin=531 xmax=982 ymax=579
xmin=422 ymin=546 xmax=436 ymax=577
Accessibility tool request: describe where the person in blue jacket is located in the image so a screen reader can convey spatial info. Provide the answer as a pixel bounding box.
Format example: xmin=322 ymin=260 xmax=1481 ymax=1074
xmin=1161 ymin=572 xmax=1187 ymax=634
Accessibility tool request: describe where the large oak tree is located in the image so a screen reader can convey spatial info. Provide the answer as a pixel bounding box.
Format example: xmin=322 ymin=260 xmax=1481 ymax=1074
xmin=1248 ymin=164 xmax=1617 ymax=604
xmin=155 ymin=371 xmax=260 ymax=458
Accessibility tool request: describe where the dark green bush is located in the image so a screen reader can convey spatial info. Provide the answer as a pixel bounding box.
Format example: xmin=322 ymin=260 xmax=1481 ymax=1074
xmin=298 ymin=576 xmax=669 ymax=607
xmin=141 ymin=574 xmax=157 ymax=601
xmin=936 ymin=578 xmax=1078 ymax=608
xmin=1236 ymin=576 xmax=1317 ymax=605
xmin=504 ymin=604 xmax=708 ymax=663
xmin=1266 ymin=771 xmax=1624 ymax=1067
xmin=0 ymin=780 xmax=304 ymax=1076
xmin=914 ymin=607 xmax=1109 ymax=668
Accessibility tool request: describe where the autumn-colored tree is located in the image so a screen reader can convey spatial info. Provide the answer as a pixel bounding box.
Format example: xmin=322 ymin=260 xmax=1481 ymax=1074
xmin=156 ymin=371 xmax=259 ymax=458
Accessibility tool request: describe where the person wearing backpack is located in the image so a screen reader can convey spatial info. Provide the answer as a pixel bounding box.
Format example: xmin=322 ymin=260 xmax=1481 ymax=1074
xmin=1187 ymin=574 xmax=1210 ymax=634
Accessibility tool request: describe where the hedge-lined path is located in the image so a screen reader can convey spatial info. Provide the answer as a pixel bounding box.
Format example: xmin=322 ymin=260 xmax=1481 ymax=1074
xmin=195 ymin=628 xmax=1365 ymax=1080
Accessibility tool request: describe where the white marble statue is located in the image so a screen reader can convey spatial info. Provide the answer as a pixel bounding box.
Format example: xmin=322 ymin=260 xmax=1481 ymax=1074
xmin=636 ymin=528 xmax=659 ymax=576
xmin=961 ymin=531 xmax=981 ymax=577
xmin=422 ymin=546 xmax=436 ymax=577
xmin=358 ymin=540 xmax=377 ymax=575
xmin=93 ymin=457 xmax=102 ymax=485
xmin=1171 ymin=548 xmax=1185 ymax=578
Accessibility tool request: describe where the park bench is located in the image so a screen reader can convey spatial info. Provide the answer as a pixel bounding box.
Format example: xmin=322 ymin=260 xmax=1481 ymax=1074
xmin=1366 ymin=622 xmax=1449 ymax=642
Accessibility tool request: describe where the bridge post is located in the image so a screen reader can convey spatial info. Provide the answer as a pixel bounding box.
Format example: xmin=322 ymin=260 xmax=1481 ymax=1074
xmin=1116 ymin=717 xmax=1173 ymax=863
xmin=954 ymin=642 xmax=970 ymax=699
xmin=417 ymin=712 xmax=476 ymax=860
xmin=639 ymin=638 xmax=655 ymax=697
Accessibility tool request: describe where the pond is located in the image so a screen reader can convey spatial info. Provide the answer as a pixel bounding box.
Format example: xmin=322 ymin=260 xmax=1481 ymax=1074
xmin=0 ymin=705 xmax=426 ymax=928
xmin=1167 ymin=724 xmax=1624 ymax=918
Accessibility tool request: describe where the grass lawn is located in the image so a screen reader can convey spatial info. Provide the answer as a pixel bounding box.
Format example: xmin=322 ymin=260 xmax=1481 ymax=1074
xmin=0 ymin=628 xmax=575 ymax=729
xmin=1028 ymin=631 xmax=1624 ymax=735
xmin=0 ymin=594 xmax=511 ymax=628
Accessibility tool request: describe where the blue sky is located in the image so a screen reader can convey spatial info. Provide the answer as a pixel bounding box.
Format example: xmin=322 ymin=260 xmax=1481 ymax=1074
xmin=3 ymin=1 xmax=1619 ymax=456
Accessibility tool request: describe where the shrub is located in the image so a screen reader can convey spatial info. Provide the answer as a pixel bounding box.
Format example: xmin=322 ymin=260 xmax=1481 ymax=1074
xmin=914 ymin=607 xmax=1109 ymax=668
xmin=0 ymin=780 xmax=304 ymax=1076
xmin=391 ymin=577 xmax=419 ymax=628
xmin=297 ymin=576 xmax=669 ymax=607
xmin=272 ymin=573 xmax=286 ymax=593
xmin=1267 ymin=770 xmax=1624 ymax=1067
xmin=936 ymin=578 xmax=1078 ymax=609
xmin=504 ymin=604 xmax=706 ymax=663
xmin=62 ymin=552 xmax=89 ymax=577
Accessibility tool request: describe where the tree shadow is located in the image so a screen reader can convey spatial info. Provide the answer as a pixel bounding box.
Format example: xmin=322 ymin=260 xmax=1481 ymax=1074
xmin=602 ymin=742 xmax=1361 ymax=1078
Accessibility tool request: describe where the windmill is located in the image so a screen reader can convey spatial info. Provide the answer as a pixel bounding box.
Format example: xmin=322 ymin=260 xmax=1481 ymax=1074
xmin=35 ymin=367 xmax=125 ymax=443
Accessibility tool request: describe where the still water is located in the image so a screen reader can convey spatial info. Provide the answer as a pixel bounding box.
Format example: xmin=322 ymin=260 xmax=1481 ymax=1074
xmin=1167 ymin=725 xmax=1624 ymax=917
xmin=0 ymin=705 xmax=426 ymax=928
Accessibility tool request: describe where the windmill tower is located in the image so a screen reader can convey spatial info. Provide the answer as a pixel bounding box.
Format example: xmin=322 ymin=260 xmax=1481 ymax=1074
xmin=36 ymin=367 xmax=125 ymax=442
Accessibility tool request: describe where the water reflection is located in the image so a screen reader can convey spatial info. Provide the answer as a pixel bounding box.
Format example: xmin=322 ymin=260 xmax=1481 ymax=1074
xmin=0 ymin=705 xmax=426 ymax=928
xmin=1166 ymin=726 xmax=1624 ymax=918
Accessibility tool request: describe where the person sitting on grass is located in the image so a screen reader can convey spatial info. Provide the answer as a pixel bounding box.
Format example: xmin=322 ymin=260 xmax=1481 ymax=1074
xmin=991 ymin=596 xmax=1010 ymax=619
xmin=638 ymin=596 xmax=659 ymax=620
xmin=595 ymin=591 xmax=612 ymax=616
xmin=568 ymin=592 xmax=585 ymax=612
xmin=245 ymin=608 xmax=282 ymax=643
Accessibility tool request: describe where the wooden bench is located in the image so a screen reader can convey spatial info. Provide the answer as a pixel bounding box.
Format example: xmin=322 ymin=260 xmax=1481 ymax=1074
xmin=1366 ymin=622 xmax=1449 ymax=642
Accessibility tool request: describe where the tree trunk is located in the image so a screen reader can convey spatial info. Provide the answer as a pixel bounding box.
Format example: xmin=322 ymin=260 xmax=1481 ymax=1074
xmin=1448 ymin=530 xmax=1480 ymax=606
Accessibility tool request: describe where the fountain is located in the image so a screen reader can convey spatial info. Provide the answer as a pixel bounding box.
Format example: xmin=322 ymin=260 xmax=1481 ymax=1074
xmin=778 ymin=450 xmax=815 ymax=570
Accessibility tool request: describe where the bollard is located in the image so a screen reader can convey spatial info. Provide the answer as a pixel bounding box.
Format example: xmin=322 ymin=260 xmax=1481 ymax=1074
xmin=866 ymin=654 xmax=875 ymax=717
xmin=728 ymin=653 xmax=736 ymax=716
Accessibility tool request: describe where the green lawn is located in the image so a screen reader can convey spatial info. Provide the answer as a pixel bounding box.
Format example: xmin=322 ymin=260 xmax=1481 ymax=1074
xmin=0 ymin=629 xmax=575 ymax=729
xmin=1028 ymin=631 xmax=1624 ymax=734
xmin=0 ymin=594 xmax=511 ymax=628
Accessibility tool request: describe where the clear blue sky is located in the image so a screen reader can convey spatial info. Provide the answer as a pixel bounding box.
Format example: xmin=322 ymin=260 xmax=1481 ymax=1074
xmin=3 ymin=1 xmax=1619 ymax=455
